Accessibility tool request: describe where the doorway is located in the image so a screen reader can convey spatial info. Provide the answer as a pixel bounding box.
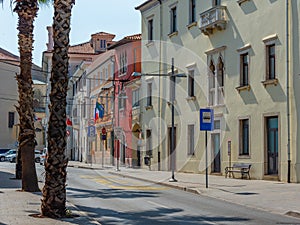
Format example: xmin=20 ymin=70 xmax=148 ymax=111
xmin=146 ymin=129 xmax=152 ymax=157
xmin=266 ymin=116 xmax=278 ymax=175
xmin=211 ymin=133 xmax=221 ymax=173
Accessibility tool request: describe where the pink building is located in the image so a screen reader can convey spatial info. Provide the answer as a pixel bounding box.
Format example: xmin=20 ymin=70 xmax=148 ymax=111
xmin=110 ymin=34 xmax=141 ymax=167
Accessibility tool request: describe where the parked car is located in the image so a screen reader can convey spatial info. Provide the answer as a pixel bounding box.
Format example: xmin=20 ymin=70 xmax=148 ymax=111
xmin=40 ymin=148 xmax=48 ymax=165
xmin=0 ymin=149 xmax=13 ymax=162
xmin=6 ymin=149 xmax=41 ymax=163
xmin=34 ymin=149 xmax=42 ymax=163
xmin=4 ymin=149 xmax=17 ymax=162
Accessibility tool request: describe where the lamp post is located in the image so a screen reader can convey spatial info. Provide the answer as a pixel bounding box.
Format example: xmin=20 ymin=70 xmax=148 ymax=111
xmin=132 ymin=58 xmax=186 ymax=182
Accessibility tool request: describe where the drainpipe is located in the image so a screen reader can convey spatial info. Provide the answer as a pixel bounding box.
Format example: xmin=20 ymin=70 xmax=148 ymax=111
xmin=286 ymin=0 xmax=291 ymax=183
xmin=157 ymin=0 xmax=162 ymax=171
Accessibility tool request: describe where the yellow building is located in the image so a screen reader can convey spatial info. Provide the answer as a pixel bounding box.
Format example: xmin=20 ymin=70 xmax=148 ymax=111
xmin=137 ymin=0 xmax=300 ymax=182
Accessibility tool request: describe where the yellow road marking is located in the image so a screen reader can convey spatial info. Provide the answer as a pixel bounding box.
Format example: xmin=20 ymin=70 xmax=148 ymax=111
xmin=80 ymin=175 xmax=169 ymax=191
xmin=108 ymin=185 xmax=168 ymax=190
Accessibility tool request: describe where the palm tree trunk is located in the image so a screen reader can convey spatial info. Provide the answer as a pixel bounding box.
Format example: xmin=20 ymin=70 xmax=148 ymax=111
xmin=41 ymin=0 xmax=74 ymax=218
xmin=14 ymin=0 xmax=40 ymax=192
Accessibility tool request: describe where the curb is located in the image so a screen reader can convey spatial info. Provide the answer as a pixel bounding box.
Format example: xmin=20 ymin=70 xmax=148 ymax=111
xmin=109 ymin=171 xmax=201 ymax=195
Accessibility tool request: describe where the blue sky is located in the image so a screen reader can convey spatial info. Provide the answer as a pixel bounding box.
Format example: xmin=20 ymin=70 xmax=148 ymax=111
xmin=0 ymin=0 xmax=145 ymax=66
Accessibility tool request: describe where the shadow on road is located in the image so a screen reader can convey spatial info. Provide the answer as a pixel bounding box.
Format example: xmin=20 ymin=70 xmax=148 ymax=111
xmin=0 ymin=171 xmax=21 ymax=189
xmin=67 ymin=187 xmax=159 ymax=199
xmin=71 ymin=204 xmax=250 ymax=225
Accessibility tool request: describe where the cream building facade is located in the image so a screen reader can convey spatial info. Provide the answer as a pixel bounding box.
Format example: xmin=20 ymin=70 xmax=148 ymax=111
xmin=0 ymin=47 xmax=45 ymax=150
xmin=137 ymin=0 xmax=300 ymax=182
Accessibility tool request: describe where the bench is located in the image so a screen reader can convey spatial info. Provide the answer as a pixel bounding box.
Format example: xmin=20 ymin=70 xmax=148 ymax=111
xmin=225 ymin=163 xmax=251 ymax=179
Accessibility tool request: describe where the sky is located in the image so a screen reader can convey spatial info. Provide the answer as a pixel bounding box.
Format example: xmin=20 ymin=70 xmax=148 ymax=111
xmin=0 ymin=0 xmax=146 ymax=66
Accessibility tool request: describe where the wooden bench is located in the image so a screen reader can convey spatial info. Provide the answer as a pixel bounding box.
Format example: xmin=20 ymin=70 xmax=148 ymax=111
xmin=225 ymin=163 xmax=251 ymax=179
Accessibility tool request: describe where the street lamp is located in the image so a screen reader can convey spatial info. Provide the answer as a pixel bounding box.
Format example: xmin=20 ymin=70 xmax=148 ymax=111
xmin=132 ymin=58 xmax=186 ymax=182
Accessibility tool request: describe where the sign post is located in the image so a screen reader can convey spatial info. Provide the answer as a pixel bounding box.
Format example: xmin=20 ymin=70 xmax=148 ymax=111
xmin=101 ymin=127 xmax=107 ymax=168
xmin=228 ymin=140 xmax=232 ymax=177
xmin=200 ymin=109 xmax=214 ymax=188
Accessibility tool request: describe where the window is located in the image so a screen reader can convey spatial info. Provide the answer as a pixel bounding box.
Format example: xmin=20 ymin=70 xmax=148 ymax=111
xmin=217 ymin=57 xmax=224 ymax=87
xmin=106 ymin=93 xmax=109 ymax=115
xmin=146 ymin=130 xmax=153 ymax=157
xmin=147 ymin=83 xmax=152 ymax=106
xmin=119 ymin=92 xmax=126 ymax=110
xmin=170 ymin=7 xmax=177 ymax=33
xmin=100 ymin=40 xmax=106 ymax=49
xmin=188 ymin=70 xmax=195 ymax=97
xmin=240 ymin=53 xmax=249 ymax=86
xmin=119 ymin=52 xmax=127 ymax=75
xmin=132 ymin=88 xmax=140 ymax=107
xmin=213 ymin=0 xmax=221 ymax=6
xmin=209 ymin=60 xmax=215 ymax=106
xmin=267 ymin=44 xmax=275 ymax=80
xmin=187 ymin=124 xmax=195 ymax=155
xmin=8 ymin=112 xmax=14 ymax=128
xmin=148 ymin=19 xmax=154 ymax=41
xmin=189 ymin=0 xmax=196 ymax=24
xmin=105 ymin=68 xmax=108 ymax=79
xmin=239 ymin=119 xmax=249 ymax=155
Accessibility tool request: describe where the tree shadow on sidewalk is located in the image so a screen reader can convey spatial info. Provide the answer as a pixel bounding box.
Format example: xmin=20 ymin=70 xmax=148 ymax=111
xmin=0 ymin=171 xmax=21 ymax=189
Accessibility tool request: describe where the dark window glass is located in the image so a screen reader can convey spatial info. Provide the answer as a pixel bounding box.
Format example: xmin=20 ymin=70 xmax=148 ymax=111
xmin=188 ymin=70 xmax=195 ymax=97
xmin=241 ymin=53 xmax=249 ymax=86
xmin=268 ymin=44 xmax=276 ymax=79
xmin=148 ymin=19 xmax=153 ymax=41
xmin=190 ymin=0 xmax=196 ymax=23
xmin=240 ymin=119 xmax=249 ymax=155
xmin=8 ymin=112 xmax=14 ymax=128
xmin=147 ymin=83 xmax=152 ymax=106
xmin=171 ymin=7 xmax=177 ymax=33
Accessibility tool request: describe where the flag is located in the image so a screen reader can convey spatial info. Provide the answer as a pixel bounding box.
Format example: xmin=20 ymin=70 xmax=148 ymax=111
xmin=94 ymin=102 xmax=104 ymax=121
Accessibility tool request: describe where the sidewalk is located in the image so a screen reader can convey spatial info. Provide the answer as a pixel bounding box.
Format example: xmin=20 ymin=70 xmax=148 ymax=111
xmin=68 ymin=161 xmax=300 ymax=218
xmin=0 ymin=165 xmax=100 ymax=225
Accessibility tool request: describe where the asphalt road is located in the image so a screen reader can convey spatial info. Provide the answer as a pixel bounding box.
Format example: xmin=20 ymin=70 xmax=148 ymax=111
xmin=65 ymin=167 xmax=300 ymax=225
xmin=1 ymin=162 xmax=300 ymax=225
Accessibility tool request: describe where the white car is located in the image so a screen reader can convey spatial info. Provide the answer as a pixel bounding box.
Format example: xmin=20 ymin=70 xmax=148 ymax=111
xmin=0 ymin=149 xmax=12 ymax=162
xmin=40 ymin=148 xmax=48 ymax=165
xmin=3 ymin=149 xmax=17 ymax=162
xmin=6 ymin=149 xmax=42 ymax=163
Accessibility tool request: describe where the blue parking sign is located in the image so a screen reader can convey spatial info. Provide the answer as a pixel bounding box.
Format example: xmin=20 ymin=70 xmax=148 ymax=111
xmin=88 ymin=126 xmax=96 ymax=137
xmin=200 ymin=109 xmax=214 ymax=131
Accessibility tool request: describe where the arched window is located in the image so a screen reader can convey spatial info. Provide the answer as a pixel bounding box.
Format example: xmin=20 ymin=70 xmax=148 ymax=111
xmin=217 ymin=56 xmax=224 ymax=87
xmin=209 ymin=59 xmax=215 ymax=88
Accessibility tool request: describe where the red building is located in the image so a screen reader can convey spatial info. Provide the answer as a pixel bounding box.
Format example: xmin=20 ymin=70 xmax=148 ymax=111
xmin=109 ymin=34 xmax=141 ymax=167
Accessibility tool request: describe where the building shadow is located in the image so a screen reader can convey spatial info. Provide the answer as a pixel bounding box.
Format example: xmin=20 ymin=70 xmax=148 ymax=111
xmin=0 ymin=171 xmax=21 ymax=189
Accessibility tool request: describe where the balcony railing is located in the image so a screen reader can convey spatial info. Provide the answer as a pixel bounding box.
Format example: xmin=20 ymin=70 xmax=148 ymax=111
xmin=132 ymin=106 xmax=140 ymax=117
xmin=199 ymin=6 xmax=227 ymax=35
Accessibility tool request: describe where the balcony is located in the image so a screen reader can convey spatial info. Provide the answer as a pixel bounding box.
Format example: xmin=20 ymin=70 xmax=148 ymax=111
xmin=131 ymin=106 xmax=140 ymax=118
xmin=199 ymin=6 xmax=227 ymax=35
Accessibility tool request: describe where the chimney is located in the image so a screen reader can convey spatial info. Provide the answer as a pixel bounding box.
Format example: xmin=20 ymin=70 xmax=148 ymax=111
xmin=46 ymin=26 xmax=54 ymax=51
